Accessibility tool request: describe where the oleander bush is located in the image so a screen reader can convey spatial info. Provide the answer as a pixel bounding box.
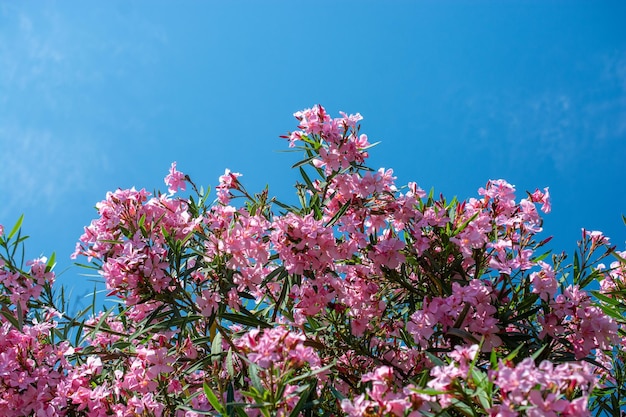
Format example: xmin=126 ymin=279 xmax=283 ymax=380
xmin=1 ymin=105 xmax=625 ymax=416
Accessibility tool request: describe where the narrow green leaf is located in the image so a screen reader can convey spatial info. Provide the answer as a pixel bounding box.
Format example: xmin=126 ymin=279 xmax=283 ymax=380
xmin=226 ymin=382 xmax=236 ymax=417
xmin=425 ymin=351 xmax=445 ymax=367
xmin=16 ymin=302 xmax=23 ymax=331
xmin=226 ymin=348 xmax=235 ymax=378
xmin=592 ymin=290 xmax=621 ymax=307
xmin=409 ymin=387 xmax=447 ymax=396
xmin=325 ymin=201 xmax=350 ymax=228
xmin=46 ymin=252 xmax=56 ymax=272
xmin=286 ymin=363 xmax=335 ymax=385
xmin=573 ymin=251 xmax=581 ymax=284
xmin=445 ymin=327 xmax=479 ymax=344
xmin=261 ymin=266 xmax=287 ymax=286
xmin=329 ymin=384 xmax=346 ymax=401
xmin=248 ymin=363 xmax=264 ymax=393
xmin=211 ymin=331 xmax=223 ymax=363
xmin=299 ymin=167 xmax=316 ymax=194
xmin=203 ymin=382 xmax=227 ymax=414
xmin=288 ymin=383 xmax=313 ymax=417
xmin=175 ymin=405 xmax=217 ymax=416
xmin=613 ymin=250 xmax=626 ymax=264
xmin=221 ymin=312 xmax=271 ymax=329
xmin=291 ymin=155 xmax=318 ymax=169
xmin=451 ymin=212 xmax=479 ymax=236
xmin=233 ymin=407 xmax=248 ymax=417
xmin=272 ymin=198 xmax=296 ymax=212
xmin=0 ymin=309 xmax=21 ymax=330
xmin=531 ymin=250 xmax=552 ymax=264
xmin=7 ymin=214 xmax=24 ymax=240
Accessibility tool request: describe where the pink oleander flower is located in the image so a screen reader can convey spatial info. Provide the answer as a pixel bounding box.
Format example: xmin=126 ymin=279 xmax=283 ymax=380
xmin=530 ymin=261 xmax=558 ymax=301
xmin=197 ymin=289 xmax=221 ymax=316
xmin=407 ymin=310 xmax=436 ymax=347
xmin=165 ymin=161 xmax=187 ymax=194
xmin=531 ymin=187 xmax=551 ymax=214
xmin=215 ymin=169 xmax=242 ymax=204
xmin=599 ymin=251 xmax=626 ymax=294
xmin=137 ymin=346 xmax=175 ymax=378
xmin=584 ymin=229 xmax=610 ymax=247
xmin=369 ymin=233 xmax=405 ymax=270
xmin=448 ymin=344 xmax=479 ymax=375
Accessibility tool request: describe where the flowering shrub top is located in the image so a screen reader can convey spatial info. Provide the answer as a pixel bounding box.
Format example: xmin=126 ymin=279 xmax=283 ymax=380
xmin=1 ymin=105 xmax=625 ymax=416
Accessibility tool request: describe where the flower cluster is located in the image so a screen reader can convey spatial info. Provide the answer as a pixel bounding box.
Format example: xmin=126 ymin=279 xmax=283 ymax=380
xmin=0 ymin=321 xmax=73 ymax=417
xmin=489 ymin=358 xmax=595 ymax=416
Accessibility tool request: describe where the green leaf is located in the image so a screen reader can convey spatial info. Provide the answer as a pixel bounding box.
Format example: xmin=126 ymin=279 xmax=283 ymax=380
xmin=45 ymin=252 xmax=56 ymax=272
xmin=211 ymin=331 xmax=223 ymax=364
xmin=329 ymin=384 xmax=346 ymax=401
xmin=592 ymin=290 xmax=622 ymax=307
xmin=292 ymin=155 xmax=318 ymax=169
xmin=285 ymin=363 xmax=335 ymax=385
xmin=0 ymin=309 xmax=21 ymax=331
xmin=425 ymin=351 xmax=445 ymax=367
xmin=203 ymin=382 xmax=227 ymax=415
xmin=226 ymin=382 xmax=236 ymax=417
xmin=299 ymin=167 xmax=316 ymax=195
xmin=451 ymin=211 xmax=479 ymax=236
xmin=221 ymin=312 xmax=271 ymax=329
xmin=449 ymin=398 xmax=475 ymax=416
xmin=531 ymin=250 xmax=552 ymax=264
xmin=175 ymin=405 xmax=218 ymax=416
xmin=502 ymin=343 xmax=524 ymax=364
xmin=445 ymin=327 xmax=479 ymax=344
xmin=409 ymin=387 xmax=447 ymax=396
xmin=324 ymin=201 xmax=350 ymax=228
xmin=248 ymin=363 xmax=264 ymax=393
xmin=613 ymin=250 xmax=626 ymax=264
xmin=6 ymin=214 xmax=24 ymax=240
xmin=226 ymin=348 xmax=235 ymax=378
xmin=573 ymin=251 xmax=581 ymax=284
xmin=261 ymin=266 xmax=287 ymax=287
xmin=288 ymin=383 xmax=314 ymax=417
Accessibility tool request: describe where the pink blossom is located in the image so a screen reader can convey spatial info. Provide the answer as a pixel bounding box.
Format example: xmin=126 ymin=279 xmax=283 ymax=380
xmin=197 ymin=289 xmax=221 ymax=316
xmin=531 ymin=187 xmax=551 ymax=213
xmin=584 ymin=229 xmax=610 ymax=247
xmin=165 ymin=161 xmax=187 ymax=194
xmin=530 ymin=261 xmax=558 ymax=301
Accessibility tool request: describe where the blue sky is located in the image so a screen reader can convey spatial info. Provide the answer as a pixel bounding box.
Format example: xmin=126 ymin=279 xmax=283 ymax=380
xmin=1 ymin=1 xmax=625 ymax=308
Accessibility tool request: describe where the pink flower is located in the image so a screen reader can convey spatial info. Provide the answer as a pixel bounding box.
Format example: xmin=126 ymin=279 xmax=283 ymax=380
xmin=369 ymin=234 xmax=405 ymax=270
xmin=531 ymin=187 xmax=551 ymax=213
xmin=165 ymin=162 xmax=186 ymax=194
xmin=448 ymin=344 xmax=479 ymax=375
xmin=215 ymin=169 xmax=242 ymax=204
xmin=530 ymin=261 xmax=558 ymax=301
xmin=351 ymin=317 xmax=369 ymax=336
xmin=584 ymin=229 xmax=610 ymax=247
xmin=197 ymin=289 xmax=221 ymax=316
xmin=407 ymin=310 xmax=436 ymax=347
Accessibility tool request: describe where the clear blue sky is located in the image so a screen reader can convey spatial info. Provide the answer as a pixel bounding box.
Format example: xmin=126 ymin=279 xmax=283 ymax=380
xmin=1 ymin=1 xmax=625 ymax=308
